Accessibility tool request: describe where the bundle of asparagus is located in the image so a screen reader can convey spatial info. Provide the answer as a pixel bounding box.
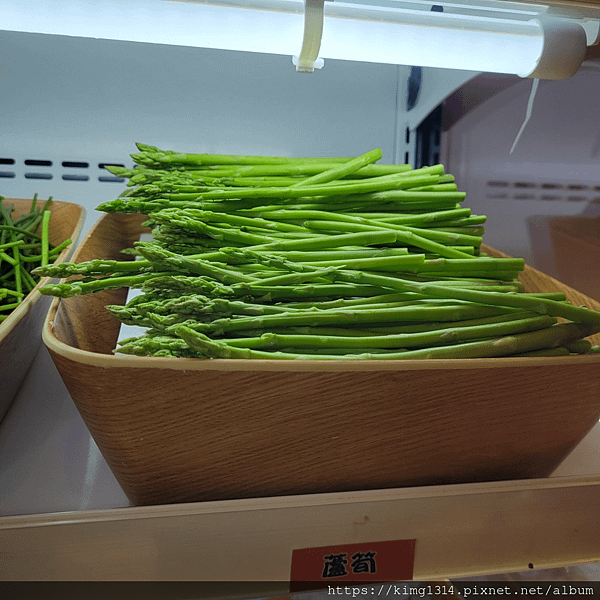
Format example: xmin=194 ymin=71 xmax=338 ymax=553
xmin=1 ymin=196 xmax=71 ymax=323
xmin=35 ymin=143 xmax=600 ymax=359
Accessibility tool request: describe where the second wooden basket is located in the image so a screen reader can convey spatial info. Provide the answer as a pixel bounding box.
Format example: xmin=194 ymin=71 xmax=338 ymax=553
xmin=0 ymin=199 xmax=85 ymax=423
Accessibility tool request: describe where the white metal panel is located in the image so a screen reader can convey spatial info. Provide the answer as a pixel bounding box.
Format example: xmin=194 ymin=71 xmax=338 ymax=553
xmin=0 ymin=29 xmax=478 ymax=234
xmin=0 ymin=30 xmax=402 ymax=233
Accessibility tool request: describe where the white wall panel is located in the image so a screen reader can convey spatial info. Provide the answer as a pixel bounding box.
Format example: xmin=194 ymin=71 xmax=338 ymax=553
xmin=443 ymin=65 xmax=600 ymax=265
xmin=0 ymin=30 xmax=402 ymax=232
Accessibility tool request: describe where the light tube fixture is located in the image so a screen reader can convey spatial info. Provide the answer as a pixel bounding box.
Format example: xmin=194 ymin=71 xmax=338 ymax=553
xmin=319 ymin=3 xmax=589 ymax=79
xmin=1 ymin=0 xmax=598 ymax=79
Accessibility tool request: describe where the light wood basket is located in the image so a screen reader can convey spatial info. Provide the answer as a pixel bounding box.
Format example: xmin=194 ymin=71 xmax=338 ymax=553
xmin=43 ymin=211 xmax=600 ymax=507
xmin=0 ymin=199 xmax=85 ymax=423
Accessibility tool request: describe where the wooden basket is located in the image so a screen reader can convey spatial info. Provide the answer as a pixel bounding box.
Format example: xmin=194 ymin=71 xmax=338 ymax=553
xmin=43 ymin=212 xmax=600 ymax=507
xmin=0 ymin=199 xmax=85 ymax=422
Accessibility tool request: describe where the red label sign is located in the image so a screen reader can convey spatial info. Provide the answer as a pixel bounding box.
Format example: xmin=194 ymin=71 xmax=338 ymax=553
xmin=290 ymin=539 xmax=416 ymax=593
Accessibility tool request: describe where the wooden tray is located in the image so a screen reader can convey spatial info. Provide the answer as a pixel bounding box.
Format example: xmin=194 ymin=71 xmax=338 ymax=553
xmin=42 ymin=212 xmax=600 ymax=507
xmin=0 ymin=199 xmax=85 ymax=423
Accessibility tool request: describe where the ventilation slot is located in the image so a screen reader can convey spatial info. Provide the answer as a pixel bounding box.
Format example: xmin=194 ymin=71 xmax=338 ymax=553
xmin=62 ymin=174 xmax=90 ymax=181
xmin=514 ymin=182 xmax=535 ymax=189
xmin=62 ymin=161 xmax=89 ymax=168
xmin=25 ymin=159 xmax=52 ymax=167
xmin=514 ymin=194 xmax=535 ymax=200
xmin=25 ymin=173 xmax=53 ymax=180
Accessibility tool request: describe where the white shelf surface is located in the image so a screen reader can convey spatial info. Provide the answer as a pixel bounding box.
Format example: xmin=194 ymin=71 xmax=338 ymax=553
xmin=0 ymin=346 xmax=130 ymax=517
xmin=1 ymin=344 xmax=599 ymax=586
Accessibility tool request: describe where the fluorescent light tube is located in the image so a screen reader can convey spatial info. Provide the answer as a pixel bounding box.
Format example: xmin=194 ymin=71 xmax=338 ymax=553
xmin=319 ymin=9 xmax=588 ymax=78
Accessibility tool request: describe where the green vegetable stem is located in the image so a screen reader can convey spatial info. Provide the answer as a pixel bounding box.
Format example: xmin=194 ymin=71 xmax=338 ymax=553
xmin=0 ymin=196 xmax=71 ymax=318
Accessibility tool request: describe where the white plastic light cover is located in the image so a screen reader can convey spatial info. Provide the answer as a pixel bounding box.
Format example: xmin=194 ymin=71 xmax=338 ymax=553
xmin=524 ymin=17 xmax=588 ymax=79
